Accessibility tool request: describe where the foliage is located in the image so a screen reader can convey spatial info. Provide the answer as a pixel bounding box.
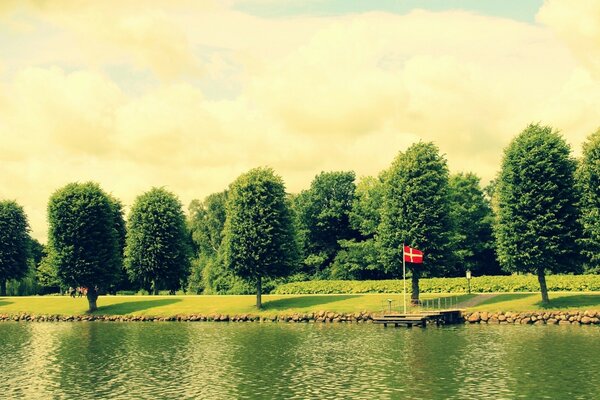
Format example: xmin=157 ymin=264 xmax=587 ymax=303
xmin=349 ymin=175 xmax=384 ymax=237
xmin=576 ymin=129 xmax=600 ymax=273
xmin=274 ymin=274 xmax=600 ymax=295
xmin=0 ymin=200 xmax=31 ymax=295
xmin=125 ymin=188 xmax=191 ymax=293
xmin=188 ymin=191 xmax=228 ymax=257
xmin=448 ymin=172 xmax=501 ymax=276
xmin=293 ymin=171 xmax=359 ymax=276
xmin=495 ymin=124 xmax=581 ymax=302
xmin=47 ymin=182 xmax=122 ymax=310
xmin=222 ymin=167 xmax=299 ymax=306
xmin=187 ymin=191 xmax=228 ymax=294
xmin=330 ymin=239 xmax=386 ymax=280
xmin=378 ymin=142 xmax=452 ymax=302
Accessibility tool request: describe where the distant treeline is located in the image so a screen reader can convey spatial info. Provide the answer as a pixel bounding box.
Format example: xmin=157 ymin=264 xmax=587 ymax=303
xmin=0 ymin=123 xmax=599 ymax=308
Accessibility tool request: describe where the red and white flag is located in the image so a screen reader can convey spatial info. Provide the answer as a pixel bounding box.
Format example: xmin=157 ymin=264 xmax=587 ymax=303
xmin=403 ymin=245 xmax=423 ymax=263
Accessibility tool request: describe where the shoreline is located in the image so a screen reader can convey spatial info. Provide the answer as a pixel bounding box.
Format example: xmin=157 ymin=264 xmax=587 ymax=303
xmin=1 ymin=310 xmax=599 ymax=325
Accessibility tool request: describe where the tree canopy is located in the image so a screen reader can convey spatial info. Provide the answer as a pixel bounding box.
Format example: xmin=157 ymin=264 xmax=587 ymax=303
xmin=448 ymin=172 xmax=500 ymax=276
xmin=124 ymin=188 xmax=191 ymax=294
xmin=495 ymin=124 xmax=581 ymax=303
xmin=577 ymin=129 xmax=600 ymax=273
xmin=294 ymin=171 xmax=359 ymax=277
xmin=0 ymin=200 xmax=31 ymax=296
xmin=47 ymin=182 xmax=121 ymax=311
xmin=222 ymin=167 xmax=299 ymax=308
xmin=378 ymin=142 xmax=452 ymax=303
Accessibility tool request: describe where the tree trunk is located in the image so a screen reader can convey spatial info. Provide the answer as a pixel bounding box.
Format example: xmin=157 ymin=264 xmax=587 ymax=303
xmin=537 ymin=268 xmax=550 ymax=304
xmin=86 ymin=287 xmax=99 ymax=313
xmin=0 ymin=279 xmax=6 ymax=296
xmin=256 ymin=276 xmax=262 ymax=309
xmin=411 ymin=269 xmax=420 ymax=306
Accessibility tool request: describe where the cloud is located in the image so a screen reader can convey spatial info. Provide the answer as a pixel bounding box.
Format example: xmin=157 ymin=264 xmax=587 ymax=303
xmin=1 ymin=5 xmax=599 ymax=241
xmin=537 ymin=0 xmax=600 ymax=77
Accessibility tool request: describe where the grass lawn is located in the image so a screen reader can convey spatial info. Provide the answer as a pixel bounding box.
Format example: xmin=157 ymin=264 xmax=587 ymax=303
xmin=0 ymin=293 xmax=468 ymax=317
xmin=1 ymin=292 xmax=598 ymax=317
xmin=469 ymin=292 xmax=600 ymax=312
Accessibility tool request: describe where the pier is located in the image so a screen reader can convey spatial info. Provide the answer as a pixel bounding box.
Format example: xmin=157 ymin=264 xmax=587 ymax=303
xmin=372 ymin=309 xmax=464 ymax=327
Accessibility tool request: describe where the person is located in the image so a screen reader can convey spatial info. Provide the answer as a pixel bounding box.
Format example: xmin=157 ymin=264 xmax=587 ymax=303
xmin=69 ymin=287 xmax=75 ymax=298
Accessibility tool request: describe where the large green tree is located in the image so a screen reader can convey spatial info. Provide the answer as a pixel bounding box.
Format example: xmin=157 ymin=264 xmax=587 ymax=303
xmin=222 ymin=167 xmax=299 ymax=308
xmin=378 ymin=142 xmax=452 ymax=304
xmin=0 ymin=200 xmax=31 ymax=296
xmin=124 ymin=188 xmax=191 ymax=294
xmin=187 ymin=191 xmax=234 ymax=294
xmin=577 ymin=129 xmax=600 ymax=273
xmin=449 ymin=172 xmax=501 ymax=276
xmin=332 ymin=175 xmax=386 ymax=280
xmin=48 ymin=182 xmax=121 ymax=311
xmin=495 ymin=124 xmax=581 ymax=303
xmin=294 ymin=171 xmax=359 ymax=277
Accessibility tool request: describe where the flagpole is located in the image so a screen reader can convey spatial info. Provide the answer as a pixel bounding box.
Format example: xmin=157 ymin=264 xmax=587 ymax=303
xmin=403 ymin=243 xmax=407 ymax=314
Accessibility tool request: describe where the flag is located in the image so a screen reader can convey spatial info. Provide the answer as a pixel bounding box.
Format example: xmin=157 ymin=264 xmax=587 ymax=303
xmin=404 ymin=245 xmax=423 ymax=263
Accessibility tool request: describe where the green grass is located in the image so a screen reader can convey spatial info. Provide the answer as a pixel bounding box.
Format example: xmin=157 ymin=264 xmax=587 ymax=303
xmin=1 ymin=292 xmax=598 ymax=317
xmin=470 ymin=292 xmax=600 ymax=312
xmin=0 ymin=293 xmax=467 ymax=317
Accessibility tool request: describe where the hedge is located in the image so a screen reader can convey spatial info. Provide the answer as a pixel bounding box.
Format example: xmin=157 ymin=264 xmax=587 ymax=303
xmin=273 ymin=275 xmax=600 ymax=294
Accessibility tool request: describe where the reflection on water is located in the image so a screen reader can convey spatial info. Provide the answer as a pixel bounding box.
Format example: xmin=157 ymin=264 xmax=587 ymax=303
xmin=0 ymin=322 xmax=599 ymax=399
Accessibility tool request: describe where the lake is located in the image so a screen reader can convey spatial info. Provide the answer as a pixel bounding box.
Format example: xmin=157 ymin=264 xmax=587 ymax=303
xmin=0 ymin=322 xmax=599 ymax=399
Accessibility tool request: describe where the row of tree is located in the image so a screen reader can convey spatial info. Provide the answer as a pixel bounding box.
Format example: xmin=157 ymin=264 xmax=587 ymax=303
xmin=0 ymin=124 xmax=599 ymax=309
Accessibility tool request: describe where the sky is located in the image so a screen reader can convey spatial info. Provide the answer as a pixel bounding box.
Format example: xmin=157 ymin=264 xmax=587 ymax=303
xmin=0 ymin=0 xmax=599 ymax=242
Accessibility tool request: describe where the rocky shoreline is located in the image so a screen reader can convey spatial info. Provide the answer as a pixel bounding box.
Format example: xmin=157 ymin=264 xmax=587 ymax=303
xmin=1 ymin=310 xmax=599 ymax=325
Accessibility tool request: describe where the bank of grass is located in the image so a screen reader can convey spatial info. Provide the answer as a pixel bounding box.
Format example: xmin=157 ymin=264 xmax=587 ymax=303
xmin=1 ymin=291 xmax=599 ymax=317
xmin=0 ymin=293 xmax=469 ymax=317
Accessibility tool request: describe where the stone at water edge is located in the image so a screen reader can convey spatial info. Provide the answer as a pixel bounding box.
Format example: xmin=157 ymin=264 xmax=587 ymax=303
xmin=467 ymin=312 xmax=480 ymax=323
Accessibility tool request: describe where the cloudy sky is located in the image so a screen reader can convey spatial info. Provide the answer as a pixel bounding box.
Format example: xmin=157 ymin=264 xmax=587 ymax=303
xmin=1 ymin=0 xmax=599 ymax=241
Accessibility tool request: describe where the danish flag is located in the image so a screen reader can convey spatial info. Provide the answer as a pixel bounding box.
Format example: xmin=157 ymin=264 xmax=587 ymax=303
xmin=403 ymin=245 xmax=423 ymax=263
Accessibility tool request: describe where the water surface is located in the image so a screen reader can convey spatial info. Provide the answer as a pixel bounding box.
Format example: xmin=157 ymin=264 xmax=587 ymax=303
xmin=1 ymin=322 xmax=598 ymax=399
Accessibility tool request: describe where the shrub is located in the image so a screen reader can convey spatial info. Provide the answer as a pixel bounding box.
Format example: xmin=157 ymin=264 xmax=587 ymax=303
xmin=273 ymin=275 xmax=600 ymax=294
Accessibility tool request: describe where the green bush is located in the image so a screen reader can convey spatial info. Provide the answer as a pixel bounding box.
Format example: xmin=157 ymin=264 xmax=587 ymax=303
xmin=274 ymin=275 xmax=600 ymax=294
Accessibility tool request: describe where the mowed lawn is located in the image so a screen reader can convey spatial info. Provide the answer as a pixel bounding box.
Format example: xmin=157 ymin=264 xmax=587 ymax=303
xmin=0 ymin=293 xmax=468 ymax=317
xmin=1 ymin=292 xmax=599 ymax=317
xmin=470 ymin=292 xmax=600 ymax=311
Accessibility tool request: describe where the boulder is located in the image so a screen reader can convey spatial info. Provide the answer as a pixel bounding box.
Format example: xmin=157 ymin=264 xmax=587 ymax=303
xmin=467 ymin=312 xmax=480 ymax=323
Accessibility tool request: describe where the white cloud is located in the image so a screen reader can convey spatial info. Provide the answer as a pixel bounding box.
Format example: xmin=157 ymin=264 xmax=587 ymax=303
xmin=0 ymin=4 xmax=599 ymax=241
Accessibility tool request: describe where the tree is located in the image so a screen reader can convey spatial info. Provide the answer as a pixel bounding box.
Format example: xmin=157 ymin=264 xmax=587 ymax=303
xmin=108 ymin=196 xmax=128 ymax=294
xmin=294 ymin=171 xmax=359 ymax=277
xmin=222 ymin=167 xmax=299 ymax=308
xmin=48 ymin=182 xmax=121 ymax=311
xmin=448 ymin=173 xmax=501 ymax=276
xmin=577 ymin=129 xmax=600 ymax=273
xmin=0 ymin=200 xmax=31 ymax=296
xmin=331 ymin=176 xmax=386 ymax=280
xmin=378 ymin=142 xmax=452 ymax=304
xmin=124 ymin=188 xmax=191 ymax=294
xmin=495 ymin=124 xmax=581 ymax=303
xmin=187 ymin=191 xmax=228 ymax=293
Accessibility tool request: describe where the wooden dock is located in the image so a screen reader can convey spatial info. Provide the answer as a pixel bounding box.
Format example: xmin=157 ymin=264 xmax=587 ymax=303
xmin=372 ymin=309 xmax=464 ymax=327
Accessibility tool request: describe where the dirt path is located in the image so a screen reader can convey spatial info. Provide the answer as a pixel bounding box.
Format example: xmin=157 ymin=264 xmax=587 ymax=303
xmin=456 ymin=293 xmax=499 ymax=308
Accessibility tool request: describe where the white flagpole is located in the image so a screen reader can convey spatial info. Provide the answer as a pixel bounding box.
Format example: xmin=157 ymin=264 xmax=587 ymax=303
xmin=403 ymin=243 xmax=407 ymax=314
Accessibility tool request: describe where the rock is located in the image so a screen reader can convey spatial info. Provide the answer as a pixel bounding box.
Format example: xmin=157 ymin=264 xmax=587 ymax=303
xmin=558 ymin=320 xmax=571 ymax=325
xmin=580 ymin=316 xmax=592 ymax=325
xmin=498 ymin=314 xmax=507 ymax=321
xmin=480 ymin=312 xmax=489 ymax=322
xmin=533 ymin=320 xmax=545 ymax=325
xmin=584 ymin=310 xmax=596 ymax=318
xmin=467 ymin=312 xmax=480 ymax=323
xmin=488 ymin=318 xmax=499 ymax=324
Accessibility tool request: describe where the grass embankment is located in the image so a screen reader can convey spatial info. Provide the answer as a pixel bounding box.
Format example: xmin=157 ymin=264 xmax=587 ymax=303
xmin=1 ymin=292 xmax=599 ymax=317
xmin=0 ymin=293 xmax=467 ymax=317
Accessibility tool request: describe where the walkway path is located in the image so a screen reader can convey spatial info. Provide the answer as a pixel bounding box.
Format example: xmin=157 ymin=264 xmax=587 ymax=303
xmin=456 ymin=294 xmax=499 ymax=308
